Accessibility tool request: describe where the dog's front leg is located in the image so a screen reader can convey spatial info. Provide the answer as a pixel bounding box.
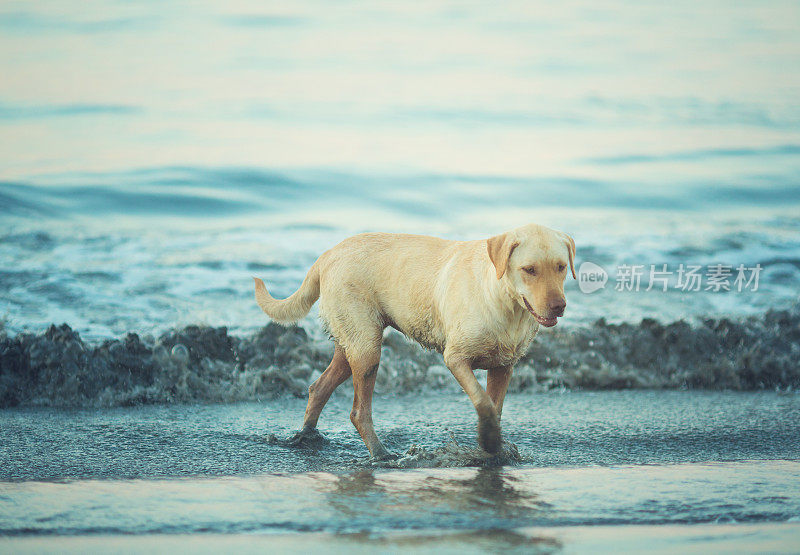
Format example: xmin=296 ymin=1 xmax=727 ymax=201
xmin=486 ymin=365 xmax=513 ymax=419
xmin=445 ymin=357 xmax=502 ymax=454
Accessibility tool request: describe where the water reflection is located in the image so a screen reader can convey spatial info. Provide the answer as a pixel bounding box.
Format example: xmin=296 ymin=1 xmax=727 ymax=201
xmin=323 ymin=467 xmax=552 ymax=530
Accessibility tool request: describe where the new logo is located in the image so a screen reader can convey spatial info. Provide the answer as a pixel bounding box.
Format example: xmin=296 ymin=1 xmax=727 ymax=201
xmin=578 ymin=261 xmax=607 ymax=294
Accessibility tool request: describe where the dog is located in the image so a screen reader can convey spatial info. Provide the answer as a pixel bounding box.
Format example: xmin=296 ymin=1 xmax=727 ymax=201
xmin=254 ymin=223 xmax=576 ymax=458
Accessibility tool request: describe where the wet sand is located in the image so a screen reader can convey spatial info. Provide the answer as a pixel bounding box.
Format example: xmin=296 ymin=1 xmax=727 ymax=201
xmin=2 ymin=391 xmax=798 ymax=478
xmin=1 ymin=392 xmax=799 ymax=552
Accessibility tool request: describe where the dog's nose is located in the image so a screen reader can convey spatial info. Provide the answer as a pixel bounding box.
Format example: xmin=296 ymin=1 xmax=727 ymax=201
xmin=548 ymin=299 xmax=566 ymax=316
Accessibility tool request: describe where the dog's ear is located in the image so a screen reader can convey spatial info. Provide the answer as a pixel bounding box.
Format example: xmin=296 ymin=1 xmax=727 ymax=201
xmin=487 ymin=233 xmax=519 ymax=279
xmin=563 ymin=233 xmax=577 ymax=279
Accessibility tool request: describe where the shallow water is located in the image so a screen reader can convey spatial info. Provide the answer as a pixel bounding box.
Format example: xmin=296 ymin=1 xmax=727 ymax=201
xmin=2 ymin=463 xmax=799 ymax=535
xmin=1 ymin=392 xmax=799 ymax=551
xmin=5 ymin=523 xmax=800 ymax=555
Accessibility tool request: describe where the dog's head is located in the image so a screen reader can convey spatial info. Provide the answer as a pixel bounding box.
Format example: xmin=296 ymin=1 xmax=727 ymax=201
xmin=487 ymin=223 xmax=576 ymax=327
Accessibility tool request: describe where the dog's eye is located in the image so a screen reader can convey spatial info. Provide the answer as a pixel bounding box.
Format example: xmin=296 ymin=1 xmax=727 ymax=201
xmin=523 ymin=266 xmax=536 ymax=275
xmin=558 ymin=263 xmax=566 ymax=272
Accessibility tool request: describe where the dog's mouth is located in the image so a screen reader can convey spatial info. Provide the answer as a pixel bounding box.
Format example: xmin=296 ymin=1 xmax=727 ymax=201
xmin=522 ymin=297 xmax=558 ymax=327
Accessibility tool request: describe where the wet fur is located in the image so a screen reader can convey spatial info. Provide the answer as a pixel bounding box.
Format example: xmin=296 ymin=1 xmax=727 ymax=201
xmin=254 ymin=223 xmax=575 ymax=456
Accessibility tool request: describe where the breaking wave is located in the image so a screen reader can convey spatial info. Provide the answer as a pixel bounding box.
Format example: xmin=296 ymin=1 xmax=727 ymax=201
xmin=1 ymin=305 xmax=799 ymax=407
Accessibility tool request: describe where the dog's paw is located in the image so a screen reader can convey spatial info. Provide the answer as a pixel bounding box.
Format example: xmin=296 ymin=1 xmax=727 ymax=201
xmin=477 ymin=412 xmax=503 ymax=454
xmin=282 ymin=426 xmax=326 ymax=447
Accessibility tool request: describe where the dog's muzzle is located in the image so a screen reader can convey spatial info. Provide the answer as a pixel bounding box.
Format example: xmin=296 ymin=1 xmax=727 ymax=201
xmin=522 ymin=296 xmax=559 ymax=327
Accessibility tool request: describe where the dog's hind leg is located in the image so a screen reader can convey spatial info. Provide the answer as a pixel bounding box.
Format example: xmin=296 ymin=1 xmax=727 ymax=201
xmin=346 ymin=341 xmax=391 ymax=460
xmin=446 ymin=356 xmax=502 ymax=454
xmin=486 ymin=365 xmax=513 ymax=419
xmin=302 ymin=344 xmax=352 ymax=430
xmin=284 ymin=344 xmax=351 ymax=446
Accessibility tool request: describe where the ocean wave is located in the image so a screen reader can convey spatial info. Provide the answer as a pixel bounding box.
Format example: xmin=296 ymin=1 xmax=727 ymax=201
xmin=2 ymin=304 xmax=799 ymax=408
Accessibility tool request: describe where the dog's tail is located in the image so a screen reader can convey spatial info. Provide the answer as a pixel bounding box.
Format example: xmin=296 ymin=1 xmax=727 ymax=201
xmin=253 ymin=263 xmax=320 ymax=325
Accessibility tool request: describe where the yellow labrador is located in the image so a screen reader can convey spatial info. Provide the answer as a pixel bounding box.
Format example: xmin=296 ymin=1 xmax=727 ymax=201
xmin=254 ymin=223 xmax=576 ymax=457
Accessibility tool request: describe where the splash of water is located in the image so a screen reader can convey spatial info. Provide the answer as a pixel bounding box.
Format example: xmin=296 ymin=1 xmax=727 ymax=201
xmin=2 ymin=304 xmax=798 ymax=407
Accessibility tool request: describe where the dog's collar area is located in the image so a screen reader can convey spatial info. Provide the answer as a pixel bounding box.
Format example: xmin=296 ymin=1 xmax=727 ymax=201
xmin=522 ymin=296 xmax=558 ymax=327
